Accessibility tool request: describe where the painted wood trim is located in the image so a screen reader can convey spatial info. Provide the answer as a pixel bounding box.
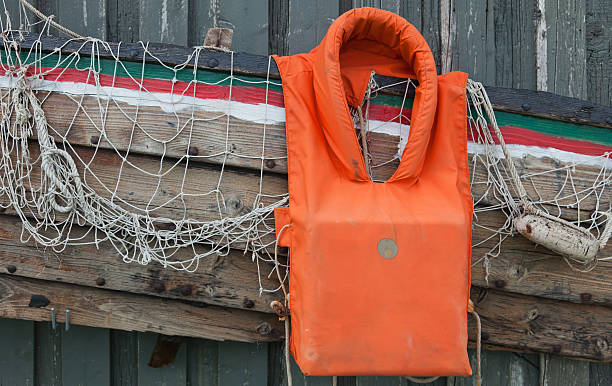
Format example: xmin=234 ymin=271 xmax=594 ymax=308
xmin=12 ymin=32 xmax=612 ymax=128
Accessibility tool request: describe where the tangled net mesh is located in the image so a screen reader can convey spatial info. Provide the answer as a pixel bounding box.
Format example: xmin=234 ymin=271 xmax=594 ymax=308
xmin=0 ymin=4 xmax=610 ymax=297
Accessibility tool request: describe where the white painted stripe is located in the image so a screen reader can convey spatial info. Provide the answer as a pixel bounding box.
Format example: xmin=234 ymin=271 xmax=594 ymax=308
xmin=2 ymin=75 xmax=608 ymax=167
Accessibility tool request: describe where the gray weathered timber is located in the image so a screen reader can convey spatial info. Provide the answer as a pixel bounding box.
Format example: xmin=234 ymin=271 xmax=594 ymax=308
xmin=585 ymin=0 xmax=612 ymax=107
xmin=287 ymin=0 xmax=337 ymax=55
xmin=5 ymin=0 xmax=610 ymax=105
xmin=139 ymin=0 xmax=188 ymax=46
xmin=545 ymin=0 xmax=588 ymax=99
xmin=0 ymin=317 xmax=610 ymax=385
xmin=0 ymin=318 xmax=35 ymax=386
xmin=110 ymin=329 xmax=139 ymax=386
xmin=57 ymin=0 xmax=106 ymax=40
xmin=106 ymin=0 xmax=139 ymax=43
xmin=61 ymin=325 xmax=110 ymax=386
xmin=138 ymin=332 xmax=187 ymax=386
xmin=188 ymin=0 xmax=268 ymax=55
xmin=541 ymin=354 xmax=591 ymax=385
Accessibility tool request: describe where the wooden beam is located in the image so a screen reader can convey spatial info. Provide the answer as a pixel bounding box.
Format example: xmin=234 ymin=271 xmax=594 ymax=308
xmin=0 ymin=274 xmax=283 ymax=343
xmin=13 ymin=32 xmax=612 ymax=128
xmin=0 ymin=214 xmax=283 ymax=314
xmin=470 ymin=287 xmax=612 ymax=361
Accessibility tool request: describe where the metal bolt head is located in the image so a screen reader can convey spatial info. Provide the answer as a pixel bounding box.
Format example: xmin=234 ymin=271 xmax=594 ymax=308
xmin=377 ymin=238 xmax=398 ymax=259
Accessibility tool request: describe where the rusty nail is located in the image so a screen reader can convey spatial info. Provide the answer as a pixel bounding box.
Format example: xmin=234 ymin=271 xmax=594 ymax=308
xmin=95 ymin=277 xmax=106 ymax=286
xmin=552 ymin=344 xmax=562 ymax=353
xmin=494 ymin=279 xmax=506 ymax=289
xmin=270 ymin=300 xmax=287 ymax=320
xmin=580 ymin=293 xmax=592 ymax=302
xmin=242 ymin=298 xmax=255 ymax=309
xmin=188 ymin=146 xmax=199 ymax=156
xmin=152 ymin=281 xmax=166 ymax=293
xmin=90 ymin=135 xmax=100 ymax=145
xmin=256 ymin=322 xmax=272 ymax=336
xmin=179 ymin=285 xmax=193 ymax=296
xmin=265 ymin=159 xmax=276 ymax=169
xmin=6 ymin=265 xmax=16 ymax=274
xmin=481 ymin=332 xmax=490 ymax=341
xmin=521 ymin=103 xmax=531 ymax=111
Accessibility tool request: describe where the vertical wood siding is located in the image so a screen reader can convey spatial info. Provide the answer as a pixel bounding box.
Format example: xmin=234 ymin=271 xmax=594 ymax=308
xmin=5 ymin=0 xmax=603 ymax=105
xmin=1 ymin=319 xmax=609 ymax=385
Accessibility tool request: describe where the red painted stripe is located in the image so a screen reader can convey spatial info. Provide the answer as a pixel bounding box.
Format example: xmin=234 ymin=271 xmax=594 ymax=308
xmin=469 ymin=125 xmax=611 ymax=157
xmin=3 ymin=67 xmax=609 ymax=157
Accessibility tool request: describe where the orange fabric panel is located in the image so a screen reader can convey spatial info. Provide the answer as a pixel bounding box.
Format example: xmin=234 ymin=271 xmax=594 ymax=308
xmin=273 ymin=7 xmax=472 ymax=377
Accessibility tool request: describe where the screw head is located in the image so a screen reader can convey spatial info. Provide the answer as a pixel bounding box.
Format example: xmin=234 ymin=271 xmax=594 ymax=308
xmin=377 ymin=238 xmax=398 ymax=259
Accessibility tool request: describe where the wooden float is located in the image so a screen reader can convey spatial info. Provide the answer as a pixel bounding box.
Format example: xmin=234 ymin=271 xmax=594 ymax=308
xmin=0 ymin=33 xmax=610 ymax=362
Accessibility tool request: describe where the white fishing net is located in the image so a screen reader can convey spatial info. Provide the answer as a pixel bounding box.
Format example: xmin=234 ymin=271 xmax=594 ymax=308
xmin=0 ymin=3 xmax=610 ymax=299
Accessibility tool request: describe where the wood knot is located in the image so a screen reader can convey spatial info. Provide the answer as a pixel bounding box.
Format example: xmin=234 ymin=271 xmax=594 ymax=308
xmin=256 ymin=322 xmax=272 ymax=336
xmin=151 ymin=280 xmax=166 ymax=293
xmin=242 ymin=298 xmax=255 ymax=309
xmin=527 ymin=308 xmax=539 ymax=321
xmin=177 ymin=285 xmax=193 ymax=297
xmin=6 ymin=265 xmax=16 ymax=274
xmin=494 ymin=279 xmax=506 ymax=288
xmin=188 ymin=146 xmax=199 ymax=156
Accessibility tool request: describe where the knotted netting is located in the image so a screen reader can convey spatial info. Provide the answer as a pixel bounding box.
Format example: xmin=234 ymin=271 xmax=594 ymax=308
xmin=0 ymin=3 xmax=610 ymax=298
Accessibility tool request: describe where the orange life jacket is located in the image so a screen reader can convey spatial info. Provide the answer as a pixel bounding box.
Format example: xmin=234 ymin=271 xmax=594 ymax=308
xmin=273 ymin=7 xmax=473 ymax=377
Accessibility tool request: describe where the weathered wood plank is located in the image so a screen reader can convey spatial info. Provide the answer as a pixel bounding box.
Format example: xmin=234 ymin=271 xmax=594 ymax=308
xmin=268 ymin=0 xmax=290 ymax=56
xmin=287 ymin=0 xmax=337 ymax=55
xmin=0 ymin=318 xmax=35 ymax=386
xmin=0 ymin=213 xmax=283 ymax=313
xmin=284 ymin=355 xmax=334 ymax=386
xmin=61 ymin=324 xmax=110 ymax=386
xmin=218 ymin=341 xmax=268 ymax=385
xmin=0 ymin=274 xmax=284 ymax=342
xmin=57 ymin=0 xmax=106 ymax=40
xmin=13 ymin=32 xmax=612 ymax=127
xmin=589 ymin=361 xmax=612 ymax=386
xmin=188 ymin=0 xmax=268 ymax=55
xmin=107 ymin=0 xmax=140 ymax=43
xmin=470 ymin=287 xmax=612 ymax=361
xmin=137 ymin=332 xmax=187 ymax=386
xmin=585 ymin=0 xmax=612 ymax=107
xmin=540 ymin=354 xmax=590 ymax=385
xmin=545 ymin=0 xmax=588 ymax=100
xmin=186 ymin=337 xmax=219 ymax=385
xmin=111 ymin=329 xmax=139 ymax=386
xmin=35 ymin=321 xmax=63 ymax=386
xmin=449 ymin=350 xmax=539 ymax=386
xmin=139 ymin=0 xmax=188 ymax=46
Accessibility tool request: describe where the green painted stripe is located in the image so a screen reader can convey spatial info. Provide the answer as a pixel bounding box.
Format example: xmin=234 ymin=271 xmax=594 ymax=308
xmin=3 ymin=49 xmax=610 ymax=147
xmin=495 ymin=111 xmax=612 ymax=147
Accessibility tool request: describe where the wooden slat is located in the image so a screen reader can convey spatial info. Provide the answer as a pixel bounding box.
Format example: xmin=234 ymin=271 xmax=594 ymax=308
xmin=540 ymin=354 xmax=590 ymax=385
xmin=186 ymin=338 xmax=219 ymax=385
xmin=14 ymin=32 xmax=612 ymax=127
xmin=107 ymin=0 xmax=140 ymax=43
xmin=137 ymin=332 xmax=187 ymax=386
xmin=111 ymin=329 xmax=139 ymax=386
xmin=0 ymin=318 xmax=34 ymax=385
xmin=470 ymin=287 xmax=612 ymax=361
xmin=0 ymin=274 xmax=284 ymax=342
xmin=218 ymin=341 xmax=268 ymax=385
xmin=0 ymin=213 xmax=283 ymax=313
xmin=285 ymin=355 xmax=333 ymax=386
xmin=545 ymin=0 xmax=588 ymax=100
xmin=138 ymin=0 xmax=188 ymax=46
xmin=35 ymin=321 xmax=63 ymax=386
xmin=57 ymin=0 xmax=106 ymax=40
xmin=589 ymin=361 xmax=612 ymax=386
xmin=287 ymin=1 xmax=338 ymax=55
xmin=586 ymin=0 xmax=612 ymax=107
xmin=61 ymin=324 xmax=110 ymax=386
